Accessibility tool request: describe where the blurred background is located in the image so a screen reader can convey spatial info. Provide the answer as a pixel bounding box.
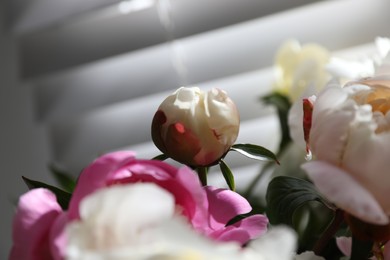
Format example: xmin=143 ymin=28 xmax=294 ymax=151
xmin=1 ymin=0 xmax=389 ymax=257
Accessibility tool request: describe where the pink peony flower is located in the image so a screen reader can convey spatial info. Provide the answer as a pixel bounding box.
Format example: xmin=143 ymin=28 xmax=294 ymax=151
xmin=68 ymin=151 xmax=268 ymax=244
xmin=10 ymin=151 xmax=268 ymax=259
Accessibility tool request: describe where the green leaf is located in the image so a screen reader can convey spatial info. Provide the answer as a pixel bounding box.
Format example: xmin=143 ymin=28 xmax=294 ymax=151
xmin=230 ymin=143 xmax=279 ymax=164
xmin=266 ymin=176 xmax=332 ymax=226
xmin=152 ymin=154 xmax=169 ymax=161
xmin=22 ymin=176 xmax=72 ymax=210
xmin=219 ymin=159 xmax=235 ymax=191
xmin=49 ymin=164 xmax=76 ymax=193
xmin=261 ymin=92 xmax=292 ymax=152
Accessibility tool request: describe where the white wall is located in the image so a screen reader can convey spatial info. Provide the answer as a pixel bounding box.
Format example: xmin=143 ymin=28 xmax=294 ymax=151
xmin=0 ymin=5 xmax=52 ymax=257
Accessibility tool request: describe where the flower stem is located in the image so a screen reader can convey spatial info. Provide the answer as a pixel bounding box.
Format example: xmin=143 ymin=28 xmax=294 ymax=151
xmin=313 ymin=209 xmax=344 ymax=256
xmin=197 ymin=167 xmax=208 ymax=186
xmin=243 ymin=160 xmax=273 ymax=198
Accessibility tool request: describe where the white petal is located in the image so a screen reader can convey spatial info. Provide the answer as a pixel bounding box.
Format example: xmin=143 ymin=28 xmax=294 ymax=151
xmin=249 ymin=226 xmax=297 ymax=260
xmin=302 ymin=161 xmax=389 ymax=225
xmin=77 ymin=183 xmax=176 ymax=247
xmin=342 ymin=129 xmax=390 ymax=216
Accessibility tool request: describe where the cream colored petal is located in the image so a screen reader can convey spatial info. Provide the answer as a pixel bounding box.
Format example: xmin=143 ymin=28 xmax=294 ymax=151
xmin=302 ymin=161 xmax=389 ymax=225
xmin=342 ymin=128 xmax=390 ymax=216
xmin=249 ymin=226 xmax=297 ymax=260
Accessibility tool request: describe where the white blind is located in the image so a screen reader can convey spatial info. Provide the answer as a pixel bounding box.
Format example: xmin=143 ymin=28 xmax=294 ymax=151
xmin=10 ymin=0 xmax=390 ymax=183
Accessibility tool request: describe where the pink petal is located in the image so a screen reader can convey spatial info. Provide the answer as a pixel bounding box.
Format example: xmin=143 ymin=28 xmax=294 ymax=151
xmin=50 ymin=213 xmax=68 ymax=260
xmin=68 ymin=151 xmax=136 ymax=219
xmin=204 ymin=186 xmax=253 ymax=229
xmin=302 ymin=161 xmax=389 ymax=225
xmin=213 ymin=215 xmax=268 ymax=244
xmin=336 ymin=236 xmax=352 ymax=257
xmin=10 ymin=188 xmax=62 ymax=260
xmin=172 ymin=167 xmax=208 ymax=225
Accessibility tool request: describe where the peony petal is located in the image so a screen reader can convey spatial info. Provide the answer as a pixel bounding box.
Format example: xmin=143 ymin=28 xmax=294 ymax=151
xmin=213 ymin=215 xmax=268 ymax=245
xmin=172 ymin=166 xmax=208 ymax=225
xmin=67 ymin=183 xmax=176 ymax=253
xmin=10 ymin=188 xmax=62 ymax=260
xmin=342 ymin=126 xmax=390 ymax=216
xmin=204 ymin=186 xmax=252 ymax=229
xmin=68 ymin=151 xmax=136 ymax=219
xmin=249 ymin=226 xmax=297 ymax=260
xmin=335 ymin=236 xmax=352 ymax=257
xmin=310 ymin=85 xmax=356 ymax=165
xmin=302 ymin=161 xmax=389 ymax=225
xmin=50 ymin=212 xmax=68 ymax=260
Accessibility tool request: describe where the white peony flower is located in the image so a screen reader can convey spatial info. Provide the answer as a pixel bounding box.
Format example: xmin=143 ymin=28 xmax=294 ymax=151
xmin=66 ymin=183 xmax=297 ymax=260
xmin=273 ymin=39 xmax=330 ymax=102
xmin=302 ymin=75 xmax=390 ymax=225
xmin=288 ymin=37 xmax=390 ymax=152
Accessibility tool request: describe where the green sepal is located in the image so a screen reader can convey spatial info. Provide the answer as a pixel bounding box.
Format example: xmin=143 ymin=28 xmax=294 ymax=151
xmin=219 ymin=159 xmax=235 ymax=191
xmin=152 ymin=154 xmax=169 ymax=161
xmin=22 ymin=176 xmax=72 ymax=210
xmin=49 ymin=164 xmax=76 ymax=193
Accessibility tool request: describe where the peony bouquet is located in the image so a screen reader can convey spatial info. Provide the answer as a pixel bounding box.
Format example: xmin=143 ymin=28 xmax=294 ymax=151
xmin=9 ymin=37 xmax=390 ymax=260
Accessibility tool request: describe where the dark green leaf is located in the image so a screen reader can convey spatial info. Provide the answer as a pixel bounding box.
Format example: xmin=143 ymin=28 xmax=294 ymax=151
xmin=266 ymin=176 xmax=332 ymax=226
xmin=22 ymin=176 xmax=72 ymax=210
xmin=219 ymin=159 xmax=235 ymax=191
xmin=49 ymin=164 xmax=76 ymax=193
xmin=350 ymin=236 xmax=373 ymax=260
xmin=152 ymin=154 xmax=169 ymax=161
xmin=230 ymin=143 xmax=279 ymax=164
xmin=261 ymin=92 xmax=292 ymax=152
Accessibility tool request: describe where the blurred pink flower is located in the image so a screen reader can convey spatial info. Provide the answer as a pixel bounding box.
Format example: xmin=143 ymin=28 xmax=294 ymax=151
xmin=68 ymin=151 xmax=268 ymax=244
xmin=10 ymin=151 xmax=267 ymax=259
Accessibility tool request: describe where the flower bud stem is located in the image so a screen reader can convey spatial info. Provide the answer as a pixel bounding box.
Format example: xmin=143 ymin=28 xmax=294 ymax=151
xmin=197 ymin=167 xmax=208 ymax=186
xmin=313 ymin=209 xmax=344 ymax=256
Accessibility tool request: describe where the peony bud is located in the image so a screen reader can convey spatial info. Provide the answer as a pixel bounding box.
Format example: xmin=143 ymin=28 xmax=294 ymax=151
xmin=151 ymin=87 xmax=239 ymax=167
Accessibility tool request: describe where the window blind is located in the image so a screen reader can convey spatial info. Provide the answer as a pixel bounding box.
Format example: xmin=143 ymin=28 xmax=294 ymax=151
xmin=8 ymin=0 xmax=390 ymax=188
